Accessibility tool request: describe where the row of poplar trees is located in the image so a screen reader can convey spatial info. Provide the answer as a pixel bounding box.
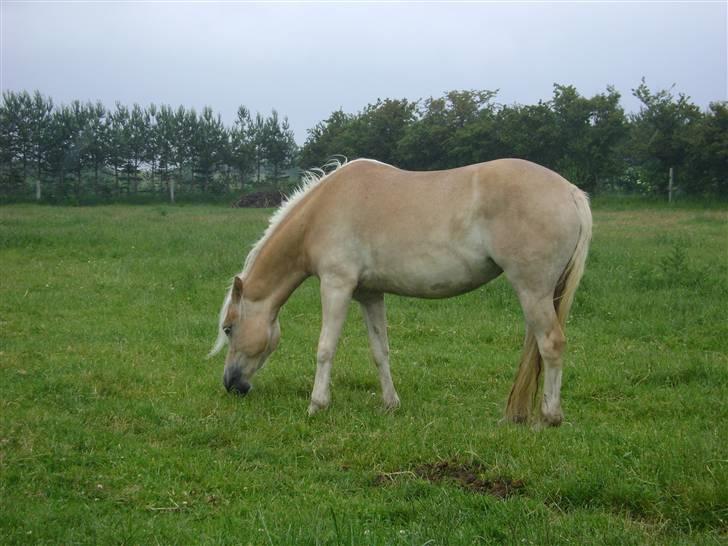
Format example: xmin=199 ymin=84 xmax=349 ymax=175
xmin=0 ymin=91 xmax=296 ymax=202
xmin=1 ymin=81 xmax=726 ymax=201
xmin=300 ymin=82 xmax=727 ymax=196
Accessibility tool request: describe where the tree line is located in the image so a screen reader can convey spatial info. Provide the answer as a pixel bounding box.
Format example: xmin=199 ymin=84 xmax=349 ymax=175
xmin=300 ymin=82 xmax=726 ymax=197
xmin=0 ymin=91 xmax=296 ymax=202
xmin=1 ymin=81 xmax=726 ymax=202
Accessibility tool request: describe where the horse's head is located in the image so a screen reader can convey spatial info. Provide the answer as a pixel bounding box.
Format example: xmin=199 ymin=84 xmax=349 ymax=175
xmin=212 ymin=275 xmax=281 ymax=395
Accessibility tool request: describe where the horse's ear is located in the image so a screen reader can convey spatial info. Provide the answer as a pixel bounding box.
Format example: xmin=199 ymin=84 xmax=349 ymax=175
xmin=232 ymin=276 xmax=243 ymax=303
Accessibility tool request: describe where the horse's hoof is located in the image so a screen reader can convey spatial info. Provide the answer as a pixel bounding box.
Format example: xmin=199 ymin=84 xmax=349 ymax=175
xmin=383 ymin=395 xmax=400 ymax=412
xmin=503 ymin=413 xmax=530 ymax=425
xmin=307 ymin=399 xmax=329 ymax=416
xmin=541 ymin=412 xmax=563 ymax=427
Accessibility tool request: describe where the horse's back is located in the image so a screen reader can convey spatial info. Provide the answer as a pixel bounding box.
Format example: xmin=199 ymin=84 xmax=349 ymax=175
xmin=323 ymin=157 xmax=578 ymax=207
xmin=313 ymin=158 xmax=582 ymax=240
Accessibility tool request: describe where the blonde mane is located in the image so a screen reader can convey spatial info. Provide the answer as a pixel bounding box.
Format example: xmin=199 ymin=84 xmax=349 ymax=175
xmin=241 ymin=157 xmax=347 ymax=277
xmin=209 ymin=157 xmax=350 ymax=356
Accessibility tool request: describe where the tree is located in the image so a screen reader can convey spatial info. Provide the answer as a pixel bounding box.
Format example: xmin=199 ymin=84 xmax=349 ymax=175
xmin=628 ymin=79 xmax=701 ymax=194
xmin=126 ymin=104 xmax=148 ymax=194
xmin=551 ymin=84 xmax=627 ymax=192
xmin=262 ymin=110 xmax=297 ymax=183
xmin=252 ymin=112 xmax=266 ymax=183
xmin=230 ymin=106 xmax=256 ymax=186
xmin=684 ymin=101 xmax=728 ymax=195
xmin=63 ymin=100 xmax=90 ymax=198
xmin=45 ymin=104 xmax=77 ymax=198
xmin=84 ymin=101 xmax=109 ymax=196
xmin=109 ymin=103 xmax=129 ymax=194
xmin=399 ymin=89 xmax=498 ymax=169
xmin=194 ymin=106 xmax=228 ymax=192
xmin=146 ymin=104 xmax=159 ymax=191
xmin=156 ymin=104 xmax=178 ymax=202
xmin=175 ymin=106 xmax=198 ymax=192
xmin=347 ymin=98 xmax=416 ymax=165
xmin=28 ymin=91 xmax=54 ymax=200
xmin=300 ymin=99 xmax=416 ymax=168
xmin=487 ymin=102 xmax=549 ymax=166
xmin=0 ymin=91 xmax=33 ymax=197
xmin=582 ymin=87 xmax=629 ymax=192
xmin=299 ymin=109 xmax=355 ymax=169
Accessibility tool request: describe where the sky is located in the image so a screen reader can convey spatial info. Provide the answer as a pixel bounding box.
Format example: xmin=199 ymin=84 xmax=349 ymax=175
xmin=2 ymin=1 xmax=726 ymax=144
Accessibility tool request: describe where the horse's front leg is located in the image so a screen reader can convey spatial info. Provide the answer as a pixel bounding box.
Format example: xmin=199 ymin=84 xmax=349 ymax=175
xmin=357 ymin=292 xmax=400 ymax=411
xmin=308 ymin=275 xmax=354 ymax=415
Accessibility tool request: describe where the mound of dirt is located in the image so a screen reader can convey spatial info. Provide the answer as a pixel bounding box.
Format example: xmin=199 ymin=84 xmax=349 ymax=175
xmin=374 ymin=460 xmax=524 ymax=499
xmin=232 ymin=191 xmax=284 ymax=208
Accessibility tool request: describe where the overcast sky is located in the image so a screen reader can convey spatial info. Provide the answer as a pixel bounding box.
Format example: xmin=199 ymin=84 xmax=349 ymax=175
xmin=2 ymin=1 xmax=726 ymax=144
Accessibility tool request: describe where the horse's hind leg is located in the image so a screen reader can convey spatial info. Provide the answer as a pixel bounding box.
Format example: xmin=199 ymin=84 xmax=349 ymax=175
xmin=519 ymin=292 xmax=566 ymax=426
xmin=357 ymin=291 xmax=400 ymax=411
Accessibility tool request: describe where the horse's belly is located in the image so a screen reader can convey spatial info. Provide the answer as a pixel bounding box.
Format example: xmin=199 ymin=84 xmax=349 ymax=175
xmin=360 ymin=244 xmax=502 ymax=298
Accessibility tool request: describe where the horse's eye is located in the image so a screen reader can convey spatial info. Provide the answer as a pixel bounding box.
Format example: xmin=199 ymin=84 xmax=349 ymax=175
xmin=223 ymin=326 xmax=232 ymax=337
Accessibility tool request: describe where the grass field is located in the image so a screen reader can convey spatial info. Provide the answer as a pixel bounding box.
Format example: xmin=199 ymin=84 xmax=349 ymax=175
xmin=1 ymin=201 xmax=726 ymax=544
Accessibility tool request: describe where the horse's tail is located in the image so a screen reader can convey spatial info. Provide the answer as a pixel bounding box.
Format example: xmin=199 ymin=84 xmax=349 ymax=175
xmin=505 ymin=328 xmax=542 ymax=424
xmin=554 ymin=189 xmax=592 ymax=328
xmin=505 ymin=188 xmax=592 ymax=423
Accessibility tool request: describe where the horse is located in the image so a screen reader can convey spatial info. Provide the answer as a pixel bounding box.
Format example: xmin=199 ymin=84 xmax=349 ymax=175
xmin=210 ymin=158 xmax=592 ymax=426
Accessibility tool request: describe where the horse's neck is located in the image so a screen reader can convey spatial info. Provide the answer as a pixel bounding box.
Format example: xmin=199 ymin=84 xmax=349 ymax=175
xmin=244 ymin=218 xmax=308 ymax=310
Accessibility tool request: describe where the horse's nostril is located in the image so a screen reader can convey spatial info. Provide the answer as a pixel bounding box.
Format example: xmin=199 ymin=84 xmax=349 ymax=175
xmin=223 ymin=367 xmax=251 ymax=395
xmin=229 ymin=380 xmax=251 ymax=396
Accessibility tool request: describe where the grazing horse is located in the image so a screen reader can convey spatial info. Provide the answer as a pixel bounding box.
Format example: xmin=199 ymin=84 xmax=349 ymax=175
xmin=210 ymin=158 xmax=591 ymax=426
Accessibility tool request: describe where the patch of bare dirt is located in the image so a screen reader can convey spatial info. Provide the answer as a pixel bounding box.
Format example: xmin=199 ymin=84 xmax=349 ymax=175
xmin=374 ymin=460 xmax=525 ymax=499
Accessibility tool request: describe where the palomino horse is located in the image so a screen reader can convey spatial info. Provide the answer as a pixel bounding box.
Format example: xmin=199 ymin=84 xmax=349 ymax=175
xmin=211 ymin=158 xmax=591 ymax=426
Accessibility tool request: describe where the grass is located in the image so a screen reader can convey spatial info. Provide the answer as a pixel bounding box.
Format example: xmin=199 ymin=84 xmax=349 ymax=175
xmin=1 ymin=201 xmax=726 ymax=544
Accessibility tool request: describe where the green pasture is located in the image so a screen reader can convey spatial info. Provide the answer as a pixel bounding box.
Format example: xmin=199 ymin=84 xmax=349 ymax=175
xmin=1 ymin=202 xmax=726 ymax=544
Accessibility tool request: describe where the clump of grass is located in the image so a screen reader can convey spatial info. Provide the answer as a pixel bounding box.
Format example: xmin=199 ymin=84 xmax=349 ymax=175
xmin=660 ymin=243 xmax=688 ymax=277
xmin=634 ymin=242 xmax=722 ymax=290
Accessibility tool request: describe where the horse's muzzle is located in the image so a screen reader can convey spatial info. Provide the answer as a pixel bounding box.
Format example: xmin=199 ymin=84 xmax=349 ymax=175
xmin=223 ymin=366 xmax=251 ymax=396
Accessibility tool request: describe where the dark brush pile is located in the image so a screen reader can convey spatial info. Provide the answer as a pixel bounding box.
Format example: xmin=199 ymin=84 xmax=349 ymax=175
xmin=232 ymin=191 xmax=284 ymax=208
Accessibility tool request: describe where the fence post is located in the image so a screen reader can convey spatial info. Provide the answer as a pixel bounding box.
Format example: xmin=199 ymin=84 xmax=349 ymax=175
xmin=668 ymin=167 xmax=674 ymax=203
